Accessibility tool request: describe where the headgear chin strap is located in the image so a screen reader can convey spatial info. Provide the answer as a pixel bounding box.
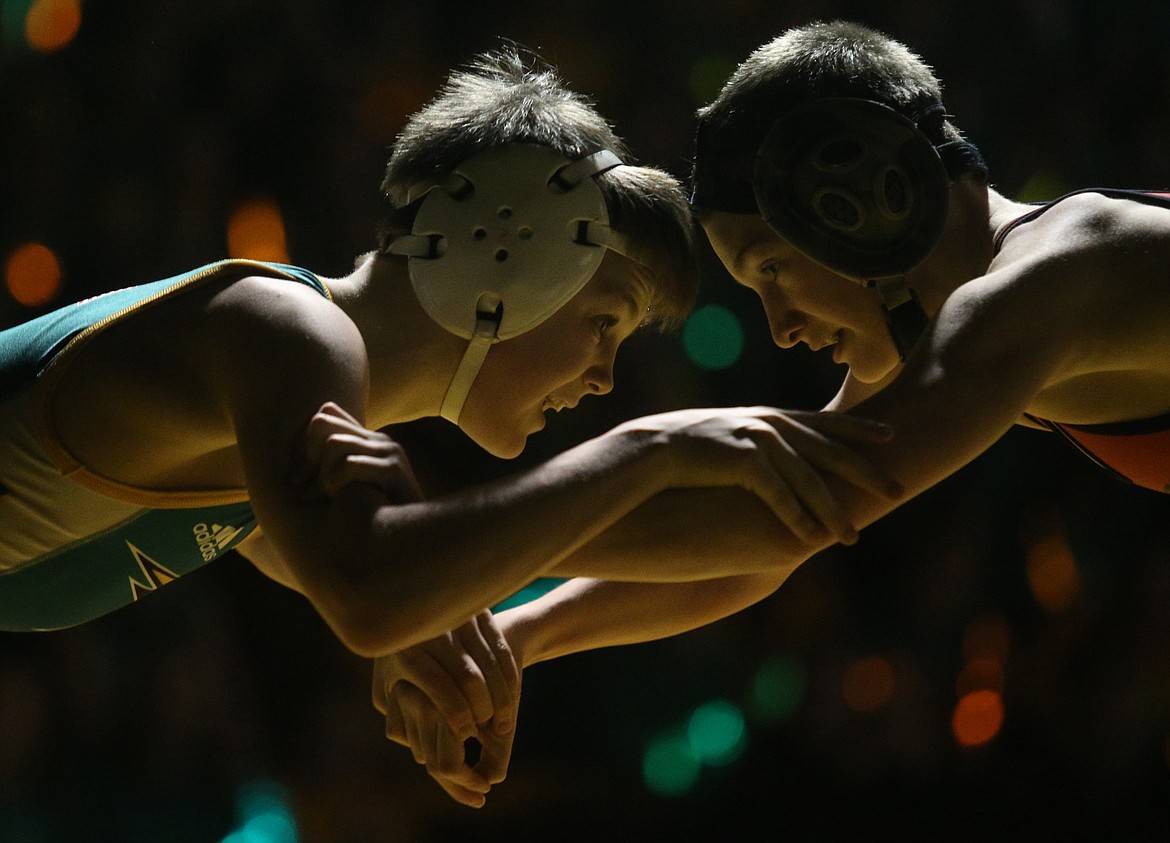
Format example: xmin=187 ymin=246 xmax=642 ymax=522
xmin=385 ymin=144 xmax=636 ymax=424
xmin=692 ymin=97 xmax=986 ymax=358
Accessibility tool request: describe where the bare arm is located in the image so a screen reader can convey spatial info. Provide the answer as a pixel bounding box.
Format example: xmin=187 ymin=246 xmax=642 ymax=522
xmin=371 ymin=492 xmax=797 ymax=808
xmin=212 ymin=278 xmax=674 ymax=655
xmin=504 ymin=249 xmax=1110 ymax=662
xmin=209 ymin=278 xmax=878 ymax=657
xmin=373 ymin=487 xmax=801 ymax=737
xmin=817 ymin=268 xmax=1087 ymax=532
xmin=504 ymin=571 xmax=794 ymax=669
xmin=497 ymin=488 xmax=799 ymax=665
xmin=822 ymin=192 xmax=1170 ymax=528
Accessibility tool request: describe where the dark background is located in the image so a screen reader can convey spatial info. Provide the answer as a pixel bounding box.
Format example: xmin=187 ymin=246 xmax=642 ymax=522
xmin=4 ymin=1 xmax=1170 ymax=840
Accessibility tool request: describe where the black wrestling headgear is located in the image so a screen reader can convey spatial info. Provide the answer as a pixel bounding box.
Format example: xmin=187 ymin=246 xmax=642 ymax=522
xmin=692 ymin=96 xmax=987 ymax=358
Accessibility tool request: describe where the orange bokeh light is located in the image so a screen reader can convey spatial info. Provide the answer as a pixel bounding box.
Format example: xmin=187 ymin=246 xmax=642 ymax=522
xmin=841 ymin=656 xmax=896 ymax=712
xmin=952 ymin=689 xmax=1004 ymax=747
xmin=227 ymin=198 xmax=290 ymax=264
xmin=25 ymin=0 xmax=82 ymax=53
xmin=5 ymin=242 xmax=63 ymax=307
xmin=1026 ymin=533 xmax=1080 ymax=613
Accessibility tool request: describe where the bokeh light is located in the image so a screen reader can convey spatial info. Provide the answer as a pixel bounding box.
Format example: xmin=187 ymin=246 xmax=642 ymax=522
xmin=642 ymin=732 xmax=701 ymax=797
xmin=962 ymin=613 xmax=1011 ymax=662
xmin=688 ymin=53 xmax=737 ymax=106
xmin=5 ymin=242 xmax=63 ymax=306
xmin=955 ymin=655 xmax=1005 ymax=697
xmin=951 ymin=689 xmax=1005 ymax=748
xmin=24 ymin=0 xmax=80 ymax=52
xmin=687 ymin=699 xmax=746 ymax=766
xmin=748 ymin=654 xmax=806 ymax=724
xmin=1015 ymin=169 xmax=1072 ymax=203
xmin=6 ymin=4 xmax=1170 ymax=837
xmin=221 ymin=779 xmax=299 ymax=843
xmin=227 ymin=198 xmax=290 ymax=264
xmin=492 ymin=578 xmax=566 ymax=612
xmin=841 ymin=655 xmax=896 ymax=712
xmin=1025 ymin=532 xmax=1080 ymax=613
xmin=682 ymin=303 xmax=744 ymax=371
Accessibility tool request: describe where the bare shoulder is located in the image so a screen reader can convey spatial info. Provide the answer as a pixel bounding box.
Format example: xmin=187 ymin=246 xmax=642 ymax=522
xmin=946 ymin=190 xmax=1170 ymax=416
xmin=44 ymin=269 xmax=367 ymax=490
xmin=203 ymin=273 xmax=369 ymax=418
xmin=206 ymin=273 xmax=363 ymax=354
xmin=966 ymin=191 xmax=1170 ymax=333
xmin=996 ymin=191 xmax=1170 ymax=278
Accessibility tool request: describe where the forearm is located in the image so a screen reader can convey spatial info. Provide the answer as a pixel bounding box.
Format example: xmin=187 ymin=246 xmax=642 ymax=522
xmin=500 ymin=487 xmax=809 ymax=666
xmin=499 ymin=571 xmax=793 ymax=667
xmin=549 ymin=486 xmax=822 ymax=581
xmin=257 ymin=404 xmax=902 ymax=656
xmin=280 ymin=429 xmax=676 ymax=655
xmin=820 ymin=270 xmax=1082 ymax=532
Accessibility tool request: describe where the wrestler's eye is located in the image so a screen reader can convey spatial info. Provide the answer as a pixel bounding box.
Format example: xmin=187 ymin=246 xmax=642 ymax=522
xmin=760 ymin=258 xmax=790 ymax=283
xmin=592 ymin=314 xmax=619 ymax=340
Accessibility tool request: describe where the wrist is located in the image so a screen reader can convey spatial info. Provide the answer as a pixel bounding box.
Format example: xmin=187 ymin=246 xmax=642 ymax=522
xmin=497 ymin=603 xmax=550 ymax=668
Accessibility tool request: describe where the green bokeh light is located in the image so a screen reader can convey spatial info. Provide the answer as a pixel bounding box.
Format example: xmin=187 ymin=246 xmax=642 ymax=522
xmin=222 ymin=780 xmax=299 ymax=843
xmin=749 ymin=655 xmax=806 ymax=724
xmin=2 ymin=0 xmax=35 ymax=53
xmin=682 ymin=304 xmax=744 ymax=371
xmin=1015 ymin=169 xmax=1071 ymax=203
xmin=642 ymin=732 xmax=701 ymax=797
xmin=687 ymin=699 xmax=746 ymax=766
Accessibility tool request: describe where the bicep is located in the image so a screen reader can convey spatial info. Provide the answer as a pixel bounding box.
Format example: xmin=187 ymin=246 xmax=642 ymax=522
xmin=211 ymin=281 xmax=375 ymax=590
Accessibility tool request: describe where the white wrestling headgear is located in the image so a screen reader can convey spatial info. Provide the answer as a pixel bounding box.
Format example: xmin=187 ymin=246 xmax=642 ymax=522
xmin=385 ymin=143 xmax=636 ymax=424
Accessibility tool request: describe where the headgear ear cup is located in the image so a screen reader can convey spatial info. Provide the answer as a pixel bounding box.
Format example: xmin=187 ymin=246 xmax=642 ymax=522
xmin=752 ymin=98 xmax=951 ymax=282
xmin=385 ymin=144 xmax=635 ymax=423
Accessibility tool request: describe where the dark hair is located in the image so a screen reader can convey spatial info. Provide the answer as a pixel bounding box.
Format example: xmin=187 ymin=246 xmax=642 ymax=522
xmin=379 ymin=46 xmax=698 ymax=330
xmin=698 ymin=21 xmax=965 ymax=145
xmin=691 ymin=21 xmax=987 ymax=217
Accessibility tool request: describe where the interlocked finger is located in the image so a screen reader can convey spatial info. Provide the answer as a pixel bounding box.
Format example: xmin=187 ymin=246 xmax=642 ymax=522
xmin=428 ymin=633 xmax=495 ymax=728
xmin=396 ymin=647 xmax=479 ymax=740
xmin=455 ymin=612 xmax=517 ymax=730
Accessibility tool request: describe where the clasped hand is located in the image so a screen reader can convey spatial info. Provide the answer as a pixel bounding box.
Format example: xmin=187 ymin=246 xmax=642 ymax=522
xmin=372 ymin=611 xmax=520 ymax=808
xmin=294 ymin=402 xmax=519 ymax=807
xmin=294 ymin=401 xmax=900 ymax=807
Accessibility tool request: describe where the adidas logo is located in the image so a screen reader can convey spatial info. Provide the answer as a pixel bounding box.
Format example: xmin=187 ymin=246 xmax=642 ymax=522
xmin=126 ymin=542 xmax=180 ymax=601
xmin=193 ymin=521 xmax=243 ymax=562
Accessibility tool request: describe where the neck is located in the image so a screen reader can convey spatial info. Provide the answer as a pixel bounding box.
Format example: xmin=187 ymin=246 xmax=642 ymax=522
xmin=325 ymin=252 xmax=464 ymax=428
xmin=908 ymin=179 xmax=1029 ymax=318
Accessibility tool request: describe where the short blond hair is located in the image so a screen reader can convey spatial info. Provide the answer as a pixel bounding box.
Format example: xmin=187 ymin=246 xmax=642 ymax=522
xmin=380 ymin=47 xmax=698 ymax=330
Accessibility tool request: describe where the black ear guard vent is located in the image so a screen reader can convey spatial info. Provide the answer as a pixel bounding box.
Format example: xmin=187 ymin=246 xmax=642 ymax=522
xmin=753 ymin=97 xmax=952 ymax=282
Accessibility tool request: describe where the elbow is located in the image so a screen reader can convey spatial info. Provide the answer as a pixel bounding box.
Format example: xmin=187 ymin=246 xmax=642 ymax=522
xmin=338 ymin=630 xmax=408 ymax=661
xmin=293 ymin=511 xmax=479 ymax=657
xmin=302 ymin=565 xmax=433 ymax=658
xmin=322 ymin=598 xmax=421 ymax=659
